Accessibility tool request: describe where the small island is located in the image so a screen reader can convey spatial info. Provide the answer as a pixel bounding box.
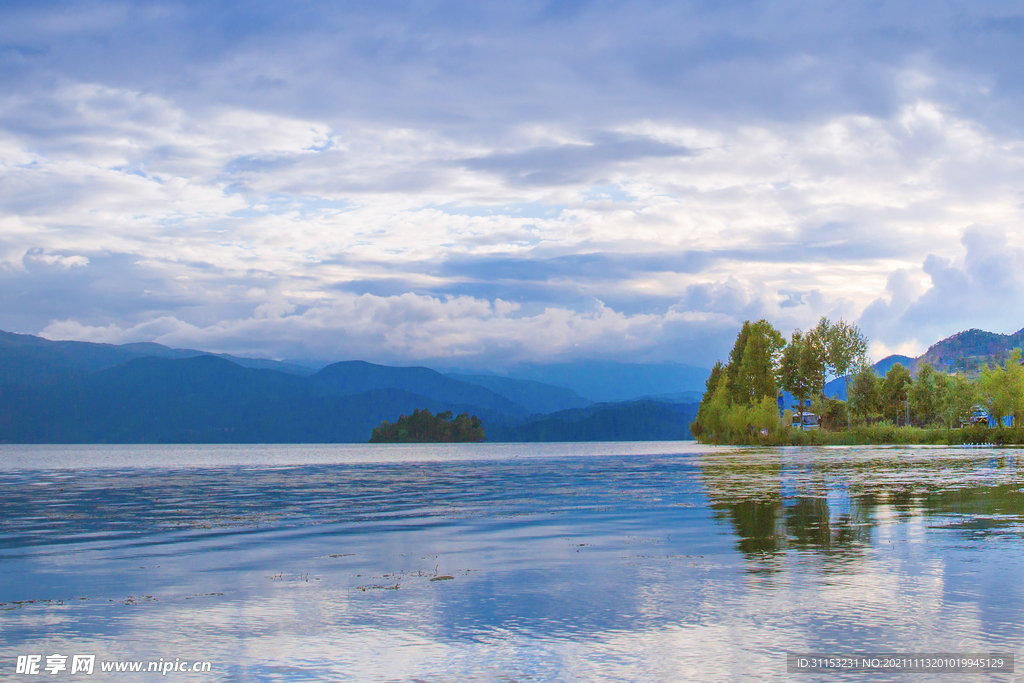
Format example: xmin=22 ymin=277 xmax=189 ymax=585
xmin=369 ymin=409 xmax=486 ymax=443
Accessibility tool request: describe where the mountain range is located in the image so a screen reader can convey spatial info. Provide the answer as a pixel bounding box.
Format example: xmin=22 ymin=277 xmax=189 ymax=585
xmin=5 ymin=321 xmax=1014 ymax=443
xmin=0 ymin=331 xmax=699 ymax=443
xmin=474 ymin=360 xmax=712 ymax=403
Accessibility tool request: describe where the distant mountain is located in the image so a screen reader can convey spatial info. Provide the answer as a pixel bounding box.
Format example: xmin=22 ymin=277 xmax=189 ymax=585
xmin=314 ymin=361 xmax=530 ymax=423
xmin=819 ymin=331 xmax=1024 ymax=401
xmin=873 ymin=355 xmax=916 ymax=375
xmin=918 ymin=327 xmax=1024 ymax=372
xmin=0 ymin=329 xmax=713 ymax=443
xmin=823 ymin=355 xmax=915 ymax=401
xmin=0 ymin=356 xmax=517 ymax=443
xmin=486 ymin=400 xmax=698 ymax=442
xmin=0 ymin=329 xmax=315 ymax=386
xmin=445 ymin=373 xmax=591 ymax=414
xmin=632 ymin=391 xmax=704 ymax=403
xmin=494 ymin=360 xmax=711 ymax=402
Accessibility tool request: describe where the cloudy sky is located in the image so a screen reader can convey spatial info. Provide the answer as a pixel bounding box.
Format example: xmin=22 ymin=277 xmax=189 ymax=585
xmin=2 ymin=1 xmax=1024 ymax=369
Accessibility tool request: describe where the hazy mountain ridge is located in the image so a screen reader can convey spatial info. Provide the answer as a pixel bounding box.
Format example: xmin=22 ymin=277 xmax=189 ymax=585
xmin=7 ymin=321 xmax=1020 ymax=443
xmin=0 ymin=355 xmax=515 ymax=443
xmin=484 ymin=360 xmax=711 ymax=402
xmin=445 ymin=373 xmax=592 ymax=414
xmin=485 ymin=401 xmax=698 ymax=442
xmin=313 ymin=361 xmax=531 ymax=421
xmin=0 ymin=331 xmax=698 ymax=443
xmin=0 ymin=330 xmax=316 ymax=386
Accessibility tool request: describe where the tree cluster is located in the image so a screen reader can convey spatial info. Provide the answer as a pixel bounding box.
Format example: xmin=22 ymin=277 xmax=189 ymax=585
xmin=693 ymin=317 xmax=1024 ymax=444
xmin=693 ymin=317 xmax=868 ymax=442
xmin=369 ymin=409 xmax=485 ymax=443
xmin=848 ymin=349 xmax=1024 ymax=429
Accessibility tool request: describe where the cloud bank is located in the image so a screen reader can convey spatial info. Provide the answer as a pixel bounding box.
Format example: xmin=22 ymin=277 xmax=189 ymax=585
xmin=2 ymin=2 xmax=1024 ymax=367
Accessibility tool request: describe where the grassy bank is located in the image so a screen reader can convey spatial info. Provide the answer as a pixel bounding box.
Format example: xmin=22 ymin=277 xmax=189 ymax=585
xmin=698 ymin=424 xmax=1024 ymax=446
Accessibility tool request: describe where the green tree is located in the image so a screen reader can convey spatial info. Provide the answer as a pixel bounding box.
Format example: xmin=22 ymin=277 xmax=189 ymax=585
xmin=908 ymin=362 xmax=941 ymax=426
xmin=781 ymin=329 xmax=826 ymax=417
xmin=370 ymin=408 xmax=485 ymax=443
xmin=847 ymin=361 xmax=879 ymax=424
xmin=705 ymin=360 xmax=725 ymax=397
xmin=693 ymin=381 xmax=732 ymax=442
xmin=1008 ymin=349 xmax=1024 ymax=427
xmin=880 ymin=363 xmax=912 ymax=425
xmin=737 ymin=320 xmax=786 ymax=404
xmin=811 ymin=317 xmax=868 ymax=429
xmin=692 ymin=361 xmax=726 ymax=439
xmin=725 ymin=320 xmax=786 ymax=406
xmin=937 ymin=373 xmax=976 ymax=429
xmin=979 ymin=348 xmax=1024 ymax=428
xmin=725 ymin=322 xmax=752 ymax=406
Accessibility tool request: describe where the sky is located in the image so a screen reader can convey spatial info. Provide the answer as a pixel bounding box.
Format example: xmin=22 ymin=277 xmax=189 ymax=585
xmin=2 ymin=1 xmax=1024 ymax=369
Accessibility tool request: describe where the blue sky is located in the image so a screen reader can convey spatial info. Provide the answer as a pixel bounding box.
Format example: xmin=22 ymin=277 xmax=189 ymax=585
xmin=2 ymin=1 xmax=1024 ymax=368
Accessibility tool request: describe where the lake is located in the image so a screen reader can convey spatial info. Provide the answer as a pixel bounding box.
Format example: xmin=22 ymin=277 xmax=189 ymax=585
xmin=1 ymin=443 xmax=1022 ymax=681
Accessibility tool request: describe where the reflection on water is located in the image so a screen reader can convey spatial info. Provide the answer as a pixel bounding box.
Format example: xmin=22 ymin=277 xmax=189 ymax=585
xmin=701 ymin=448 xmax=1024 ymax=567
xmin=1 ymin=444 xmax=1023 ymax=682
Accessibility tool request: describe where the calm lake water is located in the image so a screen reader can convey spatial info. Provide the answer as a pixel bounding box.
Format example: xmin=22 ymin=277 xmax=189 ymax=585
xmin=2 ymin=442 xmax=1023 ymax=682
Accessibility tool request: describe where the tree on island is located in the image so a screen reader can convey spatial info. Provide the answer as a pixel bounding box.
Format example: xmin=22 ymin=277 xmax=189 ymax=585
xmin=694 ymin=316 xmax=875 ymax=443
xmin=369 ymin=409 xmax=486 ymax=443
xmin=938 ymin=373 xmax=976 ymax=429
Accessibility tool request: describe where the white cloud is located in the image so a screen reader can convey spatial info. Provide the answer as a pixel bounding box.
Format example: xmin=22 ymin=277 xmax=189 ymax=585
xmin=23 ymin=250 xmax=89 ymax=269
xmin=40 ymin=293 xmax=664 ymax=366
xmin=5 ymin=75 xmax=1024 ymax=367
xmin=861 ymin=227 xmax=1024 ymax=359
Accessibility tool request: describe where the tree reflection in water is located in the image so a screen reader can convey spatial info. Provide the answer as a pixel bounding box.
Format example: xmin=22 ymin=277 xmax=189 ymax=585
xmin=700 ymin=447 xmax=1023 ymax=570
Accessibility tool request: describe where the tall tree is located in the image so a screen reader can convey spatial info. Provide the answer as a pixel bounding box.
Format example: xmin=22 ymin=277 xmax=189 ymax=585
xmin=692 ymin=361 xmax=726 ymax=439
xmin=724 ymin=320 xmax=786 ymax=406
xmin=703 ymin=361 xmax=726 ymax=400
xmin=847 ymin=361 xmax=879 ymax=424
xmin=812 ymin=317 xmax=868 ymax=429
xmin=781 ymin=329 xmax=826 ymax=417
xmin=737 ymin=320 xmax=787 ymax=405
xmin=1007 ymin=349 xmax=1024 ymax=427
xmin=938 ymin=374 xmax=976 ymax=429
xmin=725 ymin=322 xmax=752 ymax=406
xmin=908 ymin=362 xmax=941 ymax=427
xmin=880 ymin=363 xmax=912 ymax=425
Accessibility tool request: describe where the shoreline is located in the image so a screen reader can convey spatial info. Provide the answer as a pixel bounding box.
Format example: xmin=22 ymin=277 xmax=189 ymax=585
xmin=696 ymin=424 xmax=1024 ymax=447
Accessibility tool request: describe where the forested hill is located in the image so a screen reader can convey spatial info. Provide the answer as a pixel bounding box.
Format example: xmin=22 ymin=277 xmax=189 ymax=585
xmin=918 ymin=327 xmax=1024 ymax=370
xmin=824 ymin=324 xmax=1024 ymax=399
